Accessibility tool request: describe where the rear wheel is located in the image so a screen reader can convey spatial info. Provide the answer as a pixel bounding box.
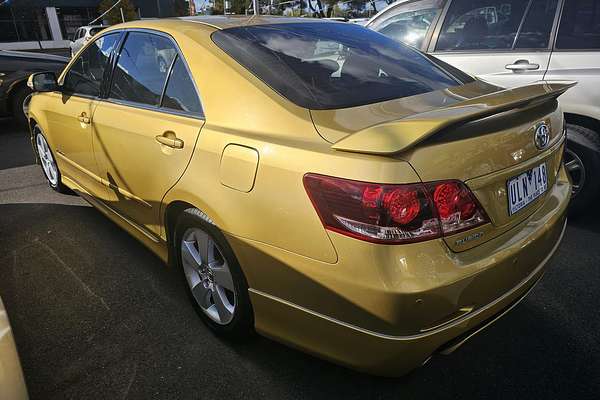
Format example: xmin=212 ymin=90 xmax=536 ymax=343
xmin=175 ymin=208 xmax=254 ymax=339
xmin=565 ymin=124 xmax=600 ymax=216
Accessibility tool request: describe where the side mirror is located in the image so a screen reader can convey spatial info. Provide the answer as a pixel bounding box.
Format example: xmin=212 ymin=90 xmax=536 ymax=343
xmin=27 ymin=72 xmax=58 ymax=92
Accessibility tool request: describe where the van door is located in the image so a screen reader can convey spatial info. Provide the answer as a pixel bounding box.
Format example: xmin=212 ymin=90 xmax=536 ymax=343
xmin=92 ymin=31 xmax=204 ymax=237
xmin=430 ymin=0 xmax=560 ymax=88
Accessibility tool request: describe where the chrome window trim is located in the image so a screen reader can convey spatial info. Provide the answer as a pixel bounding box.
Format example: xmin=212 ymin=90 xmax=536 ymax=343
xmin=103 ymin=97 xmax=206 ymax=121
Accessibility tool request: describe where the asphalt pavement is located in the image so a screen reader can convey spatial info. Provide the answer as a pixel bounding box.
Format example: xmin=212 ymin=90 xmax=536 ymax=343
xmin=1 ymin=116 xmax=599 ymax=399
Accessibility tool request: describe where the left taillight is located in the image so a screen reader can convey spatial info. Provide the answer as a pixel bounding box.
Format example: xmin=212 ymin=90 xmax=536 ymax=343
xmin=303 ymin=173 xmax=489 ymax=245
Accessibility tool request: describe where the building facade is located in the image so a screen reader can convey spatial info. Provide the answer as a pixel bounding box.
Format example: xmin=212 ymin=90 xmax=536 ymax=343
xmin=0 ymin=0 xmax=191 ymax=50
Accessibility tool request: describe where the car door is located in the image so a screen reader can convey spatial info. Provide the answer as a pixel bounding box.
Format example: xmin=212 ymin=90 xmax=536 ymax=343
xmin=546 ymin=0 xmax=600 ymax=119
xmin=429 ymin=0 xmax=560 ymax=88
xmin=92 ymin=31 xmax=204 ymax=237
xmin=47 ymin=32 xmax=121 ymax=198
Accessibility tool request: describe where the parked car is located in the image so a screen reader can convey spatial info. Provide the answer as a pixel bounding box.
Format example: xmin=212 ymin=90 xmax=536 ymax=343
xmin=69 ymin=25 xmax=108 ymax=57
xmin=0 ymin=50 xmax=68 ymax=127
xmin=0 ymin=297 xmax=29 ymax=400
xmin=27 ymin=17 xmax=571 ymax=376
xmin=367 ymin=0 xmax=600 ymax=214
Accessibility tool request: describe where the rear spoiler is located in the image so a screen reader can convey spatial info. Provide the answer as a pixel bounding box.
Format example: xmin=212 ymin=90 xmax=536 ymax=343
xmin=331 ymin=81 xmax=577 ymax=155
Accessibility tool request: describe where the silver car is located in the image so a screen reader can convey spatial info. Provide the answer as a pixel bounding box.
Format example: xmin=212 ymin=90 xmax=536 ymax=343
xmin=69 ymin=25 xmax=108 ymax=57
xmin=368 ymin=0 xmax=600 ymax=214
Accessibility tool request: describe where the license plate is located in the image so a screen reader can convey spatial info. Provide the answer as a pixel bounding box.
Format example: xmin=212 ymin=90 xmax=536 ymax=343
xmin=507 ymin=163 xmax=548 ymax=215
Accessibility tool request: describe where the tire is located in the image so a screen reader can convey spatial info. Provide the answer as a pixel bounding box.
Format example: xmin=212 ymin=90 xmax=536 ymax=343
xmin=565 ymin=123 xmax=600 ymax=216
xmin=175 ymin=208 xmax=254 ymax=340
xmin=10 ymin=85 xmax=33 ymax=128
xmin=33 ymin=124 xmax=70 ymax=194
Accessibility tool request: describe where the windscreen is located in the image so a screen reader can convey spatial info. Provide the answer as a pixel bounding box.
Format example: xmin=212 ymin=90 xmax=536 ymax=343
xmin=212 ymin=22 xmax=466 ymax=110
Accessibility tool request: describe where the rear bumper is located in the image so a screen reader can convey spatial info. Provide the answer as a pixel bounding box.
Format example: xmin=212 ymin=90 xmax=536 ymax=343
xmin=230 ymin=166 xmax=570 ymax=376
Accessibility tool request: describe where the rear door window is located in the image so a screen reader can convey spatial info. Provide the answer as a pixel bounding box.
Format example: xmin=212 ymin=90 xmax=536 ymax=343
xmin=161 ymin=56 xmax=203 ymax=115
xmin=212 ymin=22 xmax=464 ymax=110
xmin=514 ymin=0 xmax=559 ymax=49
xmin=556 ymin=0 xmax=600 ymax=50
xmin=436 ymin=0 xmax=530 ymax=51
xmin=109 ymin=32 xmax=177 ymax=106
xmin=370 ymin=0 xmax=445 ymax=49
xmin=63 ymin=33 xmax=121 ymax=97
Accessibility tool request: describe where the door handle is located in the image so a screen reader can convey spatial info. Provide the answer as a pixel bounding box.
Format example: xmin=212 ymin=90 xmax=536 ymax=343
xmin=505 ymin=60 xmax=540 ymax=72
xmin=77 ymin=112 xmax=90 ymax=124
xmin=155 ymin=133 xmax=184 ymax=149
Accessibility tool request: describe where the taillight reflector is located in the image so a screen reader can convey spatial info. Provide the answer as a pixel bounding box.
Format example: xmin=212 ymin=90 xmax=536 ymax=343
xmin=303 ymin=173 xmax=489 ymax=244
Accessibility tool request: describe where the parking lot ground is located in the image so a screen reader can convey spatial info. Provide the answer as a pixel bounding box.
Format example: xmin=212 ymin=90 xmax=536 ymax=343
xmin=1 ymin=116 xmax=599 ymax=399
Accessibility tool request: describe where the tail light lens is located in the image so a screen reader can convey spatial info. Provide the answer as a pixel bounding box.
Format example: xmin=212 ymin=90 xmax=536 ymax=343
xmin=303 ymin=174 xmax=489 ymax=244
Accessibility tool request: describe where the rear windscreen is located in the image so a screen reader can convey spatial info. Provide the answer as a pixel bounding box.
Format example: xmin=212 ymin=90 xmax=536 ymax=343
xmin=212 ymin=22 xmax=467 ymax=110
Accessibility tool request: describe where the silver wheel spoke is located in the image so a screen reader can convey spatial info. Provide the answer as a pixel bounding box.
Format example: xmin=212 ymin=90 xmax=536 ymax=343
xmin=35 ymin=131 xmax=59 ymax=186
xmin=180 ymin=226 xmax=236 ymax=325
xmin=212 ymin=286 xmax=234 ymax=322
xmin=182 ymin=240 xmax=203 ymax=268
xmin=190 ymin=282 xmax=212 ymax=309
xmin=211 ymin=261 xmax=234 ymax=291
xmin=194 ymin=230 xmax=211 ymax=264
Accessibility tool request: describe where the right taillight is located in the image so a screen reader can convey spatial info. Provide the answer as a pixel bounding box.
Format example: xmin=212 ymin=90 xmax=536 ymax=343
xmin=303 ymin=173 xmax=489 ymax=245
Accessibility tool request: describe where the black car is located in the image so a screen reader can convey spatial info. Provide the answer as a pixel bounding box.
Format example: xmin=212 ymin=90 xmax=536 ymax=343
xmin=0 ymin=50 xmax=68 ymax=127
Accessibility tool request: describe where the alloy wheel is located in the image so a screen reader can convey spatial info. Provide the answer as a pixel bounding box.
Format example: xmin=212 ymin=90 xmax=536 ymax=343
xmin=35 ymin=129 xmax=59 ymax=186
xmin=181 ymin=227 xmax=236 ymax=325
xmin=564 ymin=148 xmax=586 ymax=197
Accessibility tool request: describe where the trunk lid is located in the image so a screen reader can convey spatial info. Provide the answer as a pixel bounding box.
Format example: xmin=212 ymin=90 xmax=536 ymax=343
xmin=313 ymin=81 xmax=574 ymax=250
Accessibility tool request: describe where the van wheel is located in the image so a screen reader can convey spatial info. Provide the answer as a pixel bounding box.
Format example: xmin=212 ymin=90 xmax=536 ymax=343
xmin=565 ymin=124 xmax=600 ymax=216
xmin=11 ymin=85 xmax=33 ymax=128
xmin=175 ymin=208 xmax=254 ymax=339
xmin=33 ymin=124 xmax=69 ymax=193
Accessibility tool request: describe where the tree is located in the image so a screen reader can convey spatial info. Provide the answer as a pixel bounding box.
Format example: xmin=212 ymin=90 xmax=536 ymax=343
xmin=172 ymin=0 xmax=189 ymax=16
xmin=98 ymin=0 xmax=137 ymax=25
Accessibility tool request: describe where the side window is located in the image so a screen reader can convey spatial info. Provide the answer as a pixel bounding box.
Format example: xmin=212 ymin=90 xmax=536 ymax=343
xmin=371 ymin=0 xmax=444 ymax=49
xmin=515 ymin=0 xmax=559 ymax=49
xmin=161 ymin=56 xmax=202 ymax=115
xmin=556 ymin=0 xmax=600 ymax=50
xmin=436 ymin=0 xmax=530 ymax=51
xmin=109 ymin=32 xmax=177 ymax=106
xmin=63 ymin=33 xmax=120 ymax=97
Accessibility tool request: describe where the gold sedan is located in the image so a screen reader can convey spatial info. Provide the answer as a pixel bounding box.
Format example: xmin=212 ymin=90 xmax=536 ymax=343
xmin=27 ymin=16 xmax=573 ymax=376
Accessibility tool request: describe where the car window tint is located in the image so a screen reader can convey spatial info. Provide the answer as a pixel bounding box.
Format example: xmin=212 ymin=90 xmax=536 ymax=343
xmin=63 ymin=33 xmax=120 ymax=97
xmin=110 ymin=32 xmax=177 ymax=106
xmin=161 ymin=56 xmax=202 ymax=115
xmin=556 ymin=0 xmax=600 ymax=50
xmin=436 ymin=0 xmax=530 ymax=51
xmin=371 ymin=0 xmax=444 ymax=49
xmin=515 ymin=0 xmax=559 ymax=49
xmin=213 ymin=23 xmax=465 ymax=110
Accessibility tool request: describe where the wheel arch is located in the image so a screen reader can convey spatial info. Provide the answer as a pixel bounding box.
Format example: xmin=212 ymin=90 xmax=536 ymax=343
xmin=163 ymin=200 xmax=219 ymax=267
xmin=6 ymin=78 xmax=29 ymax=113
xmin=564 ymin=113 xmax=600 ymax=136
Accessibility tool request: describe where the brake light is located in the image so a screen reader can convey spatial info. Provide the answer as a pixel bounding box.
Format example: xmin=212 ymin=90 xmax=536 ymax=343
xmin=303 ymin=174 xmax=489 ymax=244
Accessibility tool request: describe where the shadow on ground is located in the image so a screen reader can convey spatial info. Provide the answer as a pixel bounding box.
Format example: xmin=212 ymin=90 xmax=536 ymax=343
xmin=0 ymin=201 xmax=598 ymax=400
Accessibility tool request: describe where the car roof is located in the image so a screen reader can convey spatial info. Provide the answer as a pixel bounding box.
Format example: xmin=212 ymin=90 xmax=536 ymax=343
xmin=178 ymin=15 xmax=330 ymax=30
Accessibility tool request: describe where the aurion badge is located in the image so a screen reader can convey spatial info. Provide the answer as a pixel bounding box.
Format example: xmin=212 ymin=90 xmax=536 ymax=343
xmin=534 ymin=123 xmax=550 ymax=150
